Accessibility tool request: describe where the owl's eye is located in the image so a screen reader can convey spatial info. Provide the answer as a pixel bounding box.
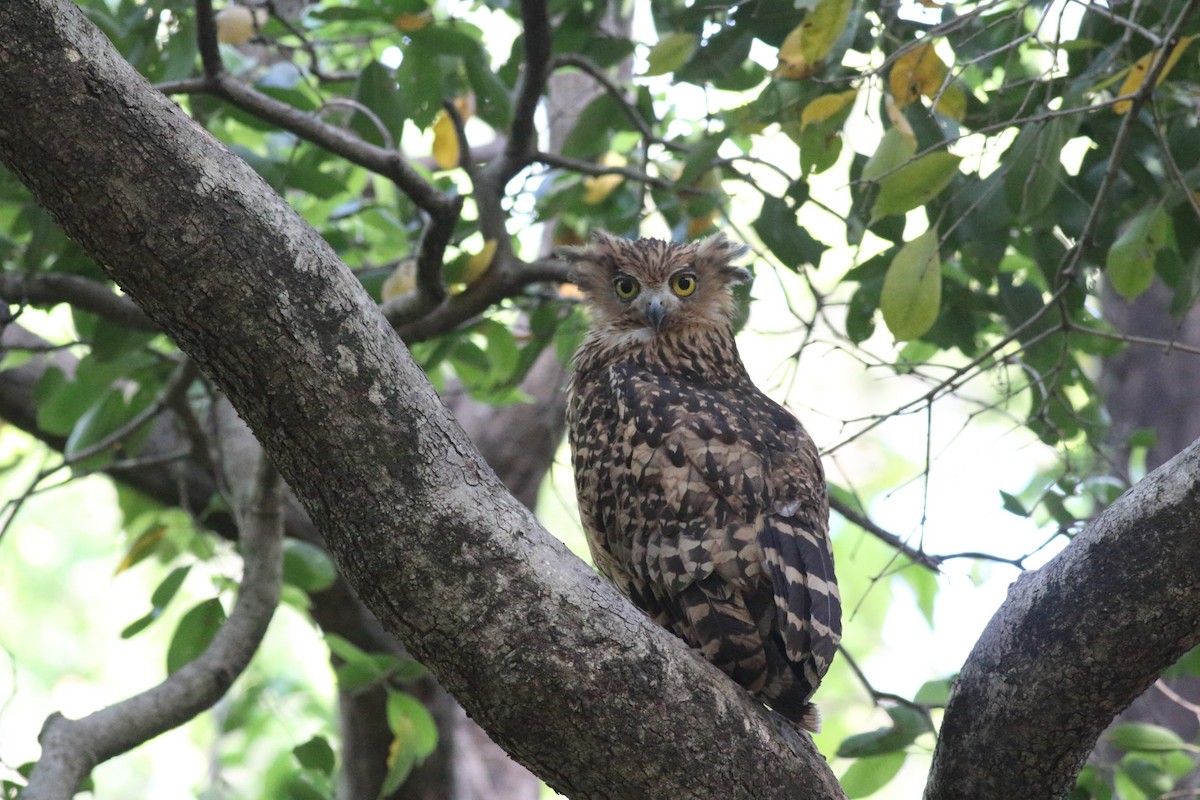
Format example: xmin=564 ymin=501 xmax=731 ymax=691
xmin=670 ymin=272 xmax=698 ymax=297
xmin=613 ymin=275 xmax=640 ymax=300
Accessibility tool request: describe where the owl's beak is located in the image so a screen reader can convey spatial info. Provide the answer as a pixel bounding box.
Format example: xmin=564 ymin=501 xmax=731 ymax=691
xmin=644 ymin=297 xmax=667 ymax=330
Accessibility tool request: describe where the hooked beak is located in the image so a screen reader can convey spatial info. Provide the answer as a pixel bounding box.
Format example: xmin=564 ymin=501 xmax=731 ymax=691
xmin=644 ymin=297 xmax=667 ymax=330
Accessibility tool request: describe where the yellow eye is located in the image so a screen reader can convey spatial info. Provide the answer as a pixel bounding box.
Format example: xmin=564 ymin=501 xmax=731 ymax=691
xmin=613 ymin=275 xmax=640 ymax=300
xmin=671 ymin=272 xmax=698 ymax=297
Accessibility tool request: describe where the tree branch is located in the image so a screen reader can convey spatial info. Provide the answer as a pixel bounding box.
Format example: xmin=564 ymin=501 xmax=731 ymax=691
xmin=828 ymin=494 xmax=941 ymax=571
xmin=0 ymin=272 xmax=156 ymax=331
xmin=0 ymin=4 xmax=845 ymax=797
xmin=23 ymin=454 xmax=283 ymax=800
xmin=505 ymin=0 xmax=552 ymax=167
xmin=926 ymin=437 xmax=1200 ymax=800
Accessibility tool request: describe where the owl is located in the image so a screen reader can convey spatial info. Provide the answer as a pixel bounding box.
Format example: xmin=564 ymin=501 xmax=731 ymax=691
xmin=565 ymin=231 xmax=841 ymax=731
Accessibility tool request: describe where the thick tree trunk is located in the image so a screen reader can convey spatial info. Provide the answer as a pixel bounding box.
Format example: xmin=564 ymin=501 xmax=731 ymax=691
xmin=0 ymin=3 xmax=845 ymax=798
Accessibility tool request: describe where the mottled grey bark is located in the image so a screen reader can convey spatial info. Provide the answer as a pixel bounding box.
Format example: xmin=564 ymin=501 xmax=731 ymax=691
xmin=0 ymin=3 xmax=845 ymax=798
xmin=926 ymin=439 xmax=1200 ymax=800
xmin=1093 ymin=280 xmax=1200 ymax=778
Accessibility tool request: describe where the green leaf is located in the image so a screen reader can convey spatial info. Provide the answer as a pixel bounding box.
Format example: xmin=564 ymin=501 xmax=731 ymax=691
xmin=351 ymin=61 xmax=406 ymax=146
xmin=880 ymin=227 xmax=942 ymax=341
xmin=283 ymin=774 xmax=328 ymax=800
xmin=644 ymin=32 xmax=698 ymax=76
xmin=999 ymin=490 xmax=1029 ymax=517
xmin=34 ymin=367 xmax=83 ymax=436
xmin=837 ymin=706 xmax=931 ymax=758
xmin=379 ymin=745 xmax=416 ymax=798
xmin=676 ymin=28 xmax=754 ymax=87
xmin=293 ymin=735 xmax=336 ymax=775
xmin=1073 ymin=764 xmax=1114 ymax=800
xmin=840 ymin=752 xmax=906 ymax=798
xmin=862 ymin=127 xmax=917 ymax=183
xmin=150 ymin=564 xmax=192 ymax=609
xmin=64 ymin=388 xmax=130 ymax=466
xmin=395 ymin=41 xmax=443 ymax=128
xmin=464 ymin=51 xmax=513 ymax=130
xmin=1107 ymin=205 xmax=1169 ymax=301
xmin=166 ymin=598 xmax=226 ymax=674
xmin=326 ymin=633 xmax=423 ymax=690
xmin=90 ymin=316 xmax=156 ymax=362
xmin=386 ymin=692 xmax=439 ymax=758
xmin=870 ymin=152 xmax=961 ymax=221
xmin=799 ymin=114 xmax=844 ymax=176
xmin=1109 ymin=723 xmax=1196 ymax=753
xmin=754 ymin=196 xmax=823 ymax=269
xmin=899 ymin=566 xmax=938 ymax=626
xmin=1003 ymin=116 xmax=1079 ymax=224
xmin=1120 ymin=758 xmax=1174 ymax=797
xmin=120 ymin=610 xmax=159 ymax=639
xmin=676 ymin=132 xmax=727 ymax=187
xmin=913 ymin=676 xmax=955 ymax=706
xmin=282 ymin=538 xmax=337 ymax=593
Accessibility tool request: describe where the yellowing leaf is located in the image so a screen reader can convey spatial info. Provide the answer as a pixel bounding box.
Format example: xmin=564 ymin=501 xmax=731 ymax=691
xmin=881 ymin=227 xmax=941 ymax=341
xmin=1114 ymin=36 xmax=1199 ymax=114
xmin=773 ymin=0 xmax=852 ymax=80
xmin=870 ymin=151 xmax=962 ymax=221
xmin=885 ymin=95 xmax=915 ymax=140
xmin=431 ymin=110 xmax=459 ymax=170
xmin=801 ymin=89 xmax=858 ymax=130
xmin=862 ymin=126 xmax=917 ymax=183
xmin=115 ymin=525 xmax=167 ymax=574
xmin=890 ymin=42 xmax=947 ymax=109
xmin=463 ymin=239 xmax=498 ymax=285
xmin=381 ymin=259 xmax=417 ymax=300
xmin=582 ymin=152 xmax=627 ymax=204
xmin=393 ymin=11 xmax=432 ymax=31
xmin=687 ymin=212 xmax=718 ymax=238
xmin=215 ymin=5 xmax=265 ymax=45
xmin=645 ymin=32 xmax=698 ymax=77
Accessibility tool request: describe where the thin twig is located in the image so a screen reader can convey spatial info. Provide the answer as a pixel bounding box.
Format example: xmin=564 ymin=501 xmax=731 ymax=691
xmin=839 ymin=646 xmax=942 ymax=714
xmin=533 ymin=151 xmax=674 ymax=189
xmin=830 ymin=494 xmax=940 ymax=571
xmin=67 ymin=360 xmax=198 ymax=465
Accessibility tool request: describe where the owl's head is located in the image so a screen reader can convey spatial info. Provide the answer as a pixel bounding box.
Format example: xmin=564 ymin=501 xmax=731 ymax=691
xmin=568 ymin=232 xmax=751 ymax=340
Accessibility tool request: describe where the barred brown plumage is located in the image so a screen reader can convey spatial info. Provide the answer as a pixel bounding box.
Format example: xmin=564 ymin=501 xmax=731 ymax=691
xmin=565 ymin=231 xmax=841 ymax=731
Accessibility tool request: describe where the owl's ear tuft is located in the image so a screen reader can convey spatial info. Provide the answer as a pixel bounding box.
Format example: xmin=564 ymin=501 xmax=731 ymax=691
xmin=559 ymin=230 xmax=624 ymax=294
xmin=695 ymin=232 xmax=749 ymax=263
xmin=723 ymin=265 xmax=753 ymax=285
xmin=695 ymin=233 xmax=751 ymax=284
xmin=557 ymin=230 xmax=621 ymax=263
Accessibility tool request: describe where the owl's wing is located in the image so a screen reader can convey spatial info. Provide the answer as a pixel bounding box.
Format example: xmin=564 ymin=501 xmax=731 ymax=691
xmin=616 ymin=369 xmax=841 ymax=677
xmin=760 ymin=508 xmax=840 ymax=678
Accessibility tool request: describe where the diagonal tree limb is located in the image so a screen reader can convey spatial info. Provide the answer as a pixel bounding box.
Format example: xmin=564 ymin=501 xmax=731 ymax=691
xmin=23 ymin=453 xmax=284 ymax=800
xmin=925 ymin=438 xmax=1200 ymax=800
xmin=0 ymin=3 xmax=846 ymax=798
